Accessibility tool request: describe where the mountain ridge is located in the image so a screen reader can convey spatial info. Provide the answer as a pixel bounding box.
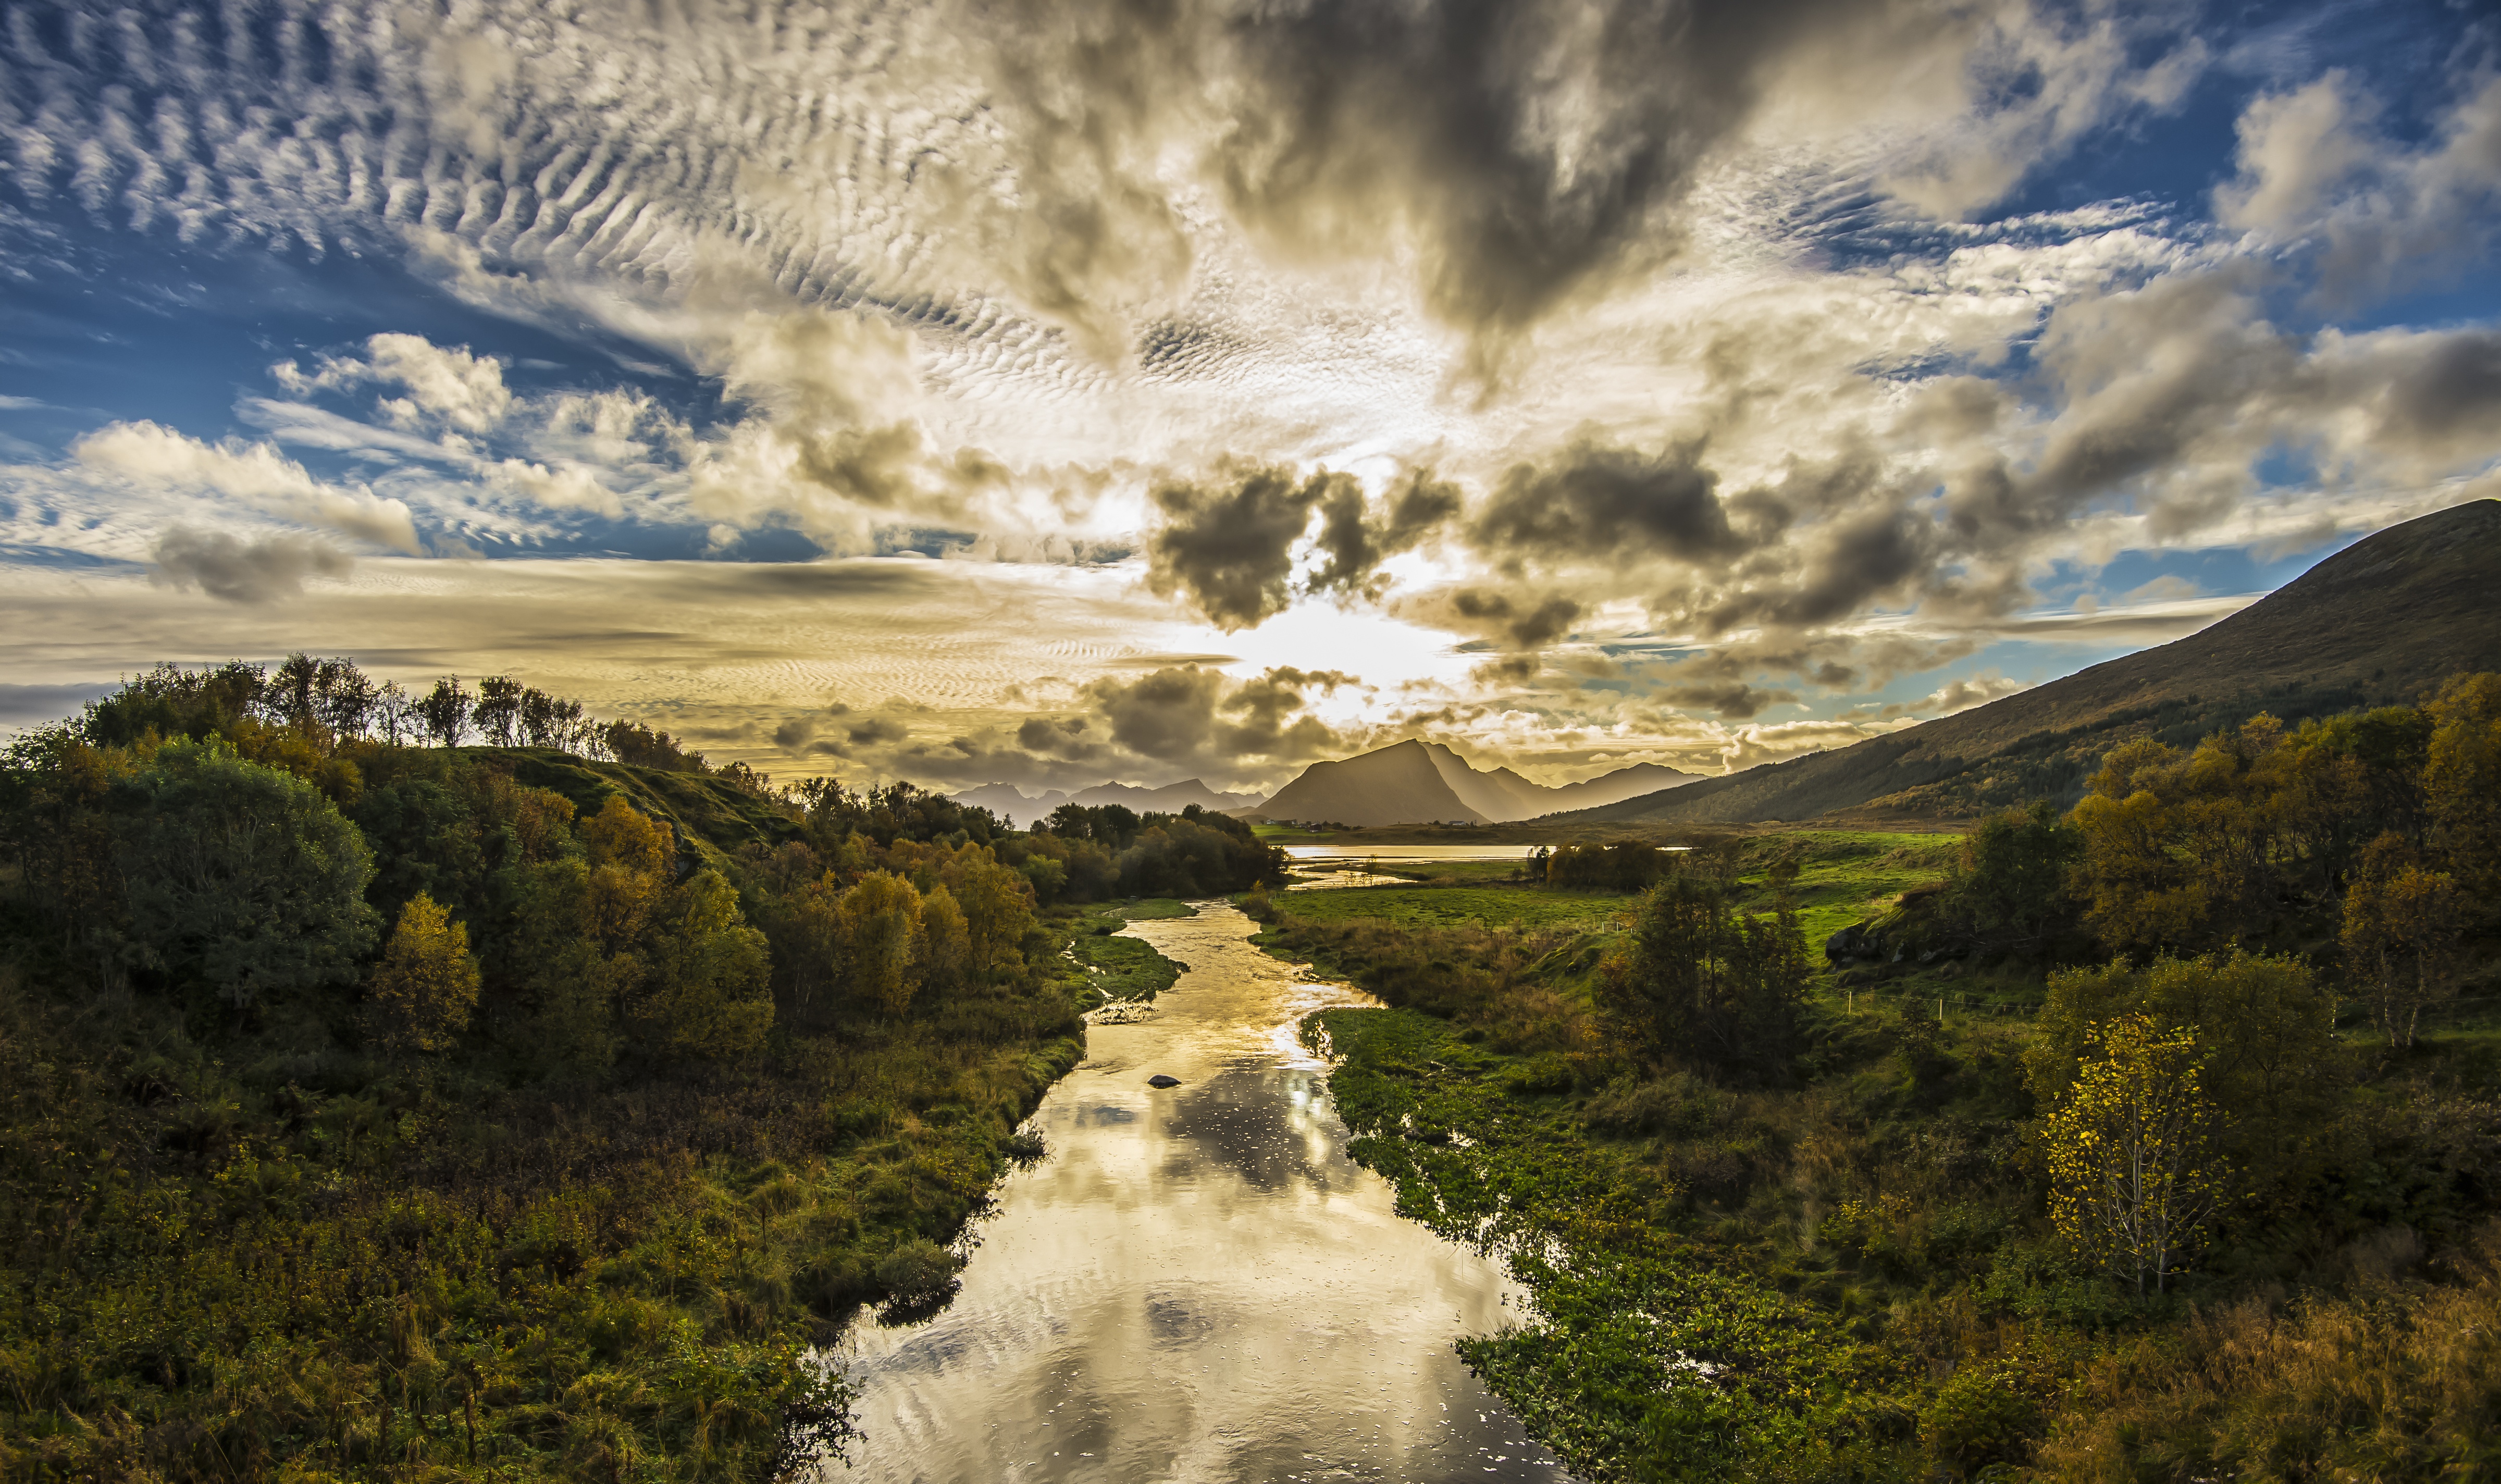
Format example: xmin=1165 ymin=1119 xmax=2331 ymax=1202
xmin=1557 ymin=500 xmax=2501 ymax=828
xmin=1260 ymin=739 xmax=1701 ymax=826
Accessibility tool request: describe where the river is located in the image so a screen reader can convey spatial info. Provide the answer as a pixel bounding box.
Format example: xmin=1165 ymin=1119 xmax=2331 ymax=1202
xmin=827 ymin=901 xmax=1572 ymax=1482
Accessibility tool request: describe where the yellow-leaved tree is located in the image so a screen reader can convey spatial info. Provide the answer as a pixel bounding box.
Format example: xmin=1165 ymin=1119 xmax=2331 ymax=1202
xmin=2341 ymin=833 xmax=2465 ymax=1049
xmin=840 ymin=870 xmax=924 ymax=1018
xmin=367 ymin=891 xmax=482 ymax=1054
xmin=2041 ymin=1013 xmax=2232 ymax=1295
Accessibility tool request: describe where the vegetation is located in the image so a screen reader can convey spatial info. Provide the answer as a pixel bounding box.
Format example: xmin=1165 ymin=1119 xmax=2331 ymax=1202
xmin=1263 ymin=676 xmax=2501 ymax=1482
xmin=0 ymin=656 xmax=1233 ymax=1481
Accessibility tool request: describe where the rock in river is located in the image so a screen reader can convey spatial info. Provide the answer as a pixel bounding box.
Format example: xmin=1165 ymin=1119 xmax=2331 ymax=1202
xmin=1146 ymin=1074 xmax=1181 ymax=1088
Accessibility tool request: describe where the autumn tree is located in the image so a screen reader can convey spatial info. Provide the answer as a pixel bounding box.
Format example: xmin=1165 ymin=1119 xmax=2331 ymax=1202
xmin=582 ymin=795 xmax=673 ymax=876
xmin=919 ymin=885 xmax=972 ymax=995
xmin=2425 ymin=671 xmax=2501 ymax=910
xmin=633 ymin=870 xmax=773 ymax=1060
xmin=774 ymin=873 xmax=848 ymax=1023
xmin=840 ymin=870 xmax=924 ymax=1017
xmin=2341 ymin=834 xmax=2466 ymax=1049
xmin=2029 ymin=949 xmax=2333 ymax=1193
xmin=2041 ymin=1014 xmax=2232 ymax=1295
xmin=953 ymin=858 xmax=1035 ymax=975
xmin=367 ymin=892 xmax=482 ymax=1054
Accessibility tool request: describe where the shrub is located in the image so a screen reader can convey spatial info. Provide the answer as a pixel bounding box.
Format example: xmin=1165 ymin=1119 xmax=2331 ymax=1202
xmin=874 ymin=1239 xmax=961 ymax=1306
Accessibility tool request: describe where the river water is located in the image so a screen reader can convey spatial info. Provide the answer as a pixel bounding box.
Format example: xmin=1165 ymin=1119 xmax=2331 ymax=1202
xmin=827 ymin=902 xmax=1571 ymax=1482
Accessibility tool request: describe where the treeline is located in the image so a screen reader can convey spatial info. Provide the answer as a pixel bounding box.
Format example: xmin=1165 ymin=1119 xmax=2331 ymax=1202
xmin=0 ymin=656 xmax=1273 ymax=1481
xmin=81 ymin=653 xmax=742 ymax=785
xmin=1855 ymin=673 xmax=2501 ymax=1044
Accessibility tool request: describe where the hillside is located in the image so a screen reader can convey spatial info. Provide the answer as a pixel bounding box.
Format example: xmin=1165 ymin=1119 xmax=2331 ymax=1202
xmin=1261 ymin=740 xmax=1701 ymax=826
xmin=1560 ymin=500 xmax=2501 ymax=827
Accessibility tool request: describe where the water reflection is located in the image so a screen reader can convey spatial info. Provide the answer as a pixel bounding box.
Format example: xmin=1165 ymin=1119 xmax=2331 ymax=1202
xmin=828 ymin=903 xmax=1570 ymax=1482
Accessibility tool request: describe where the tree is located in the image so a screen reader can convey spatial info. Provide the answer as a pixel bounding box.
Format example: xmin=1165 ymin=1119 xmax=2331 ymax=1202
xmin=416 ymin=677 xmax=473 ymax=748
xmin=1946 ymin=799 xmax=2083 ymax=949
xmin=953 ymin=858 xmax=1035 ymax=975
xmin=2028 ymin=949 xmax=2333 ymax=1192
xmin=774 ymin=872 xmax=848 ymax=1021
xmin=112 ymin=741 xmax=379 ymax=1007
xmin=2040 ymin=1013 xmax=2231 ymax=1295
xmin=839 ymin=871 xmax=924 ymax=1017
xmin=634 ymin=870 xmax=773 ymax=1060
xmin=368 ymin=892 xmax=482 ymax=1053
xmin=2341 ymin=834 xmax=2465 ymax=1049
xmin=919 ymin=886 xmax=971 ymax=995
xmin=581 ymin=795 xmax=673 ymax=876
xmin=2425 ymin=672 xmax=2501 ymax=909
xmin=473 ymin=676 xmax=524 ymax=747
xmin=1600 ymin=868 xmax=1807 ymax=1082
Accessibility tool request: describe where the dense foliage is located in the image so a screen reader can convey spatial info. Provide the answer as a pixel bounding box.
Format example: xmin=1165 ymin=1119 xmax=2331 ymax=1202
xmin=0 ymin=657 xmax=1234 ymax=1481
xmin=1260 ymin=677 xmax=2501 ymax=1481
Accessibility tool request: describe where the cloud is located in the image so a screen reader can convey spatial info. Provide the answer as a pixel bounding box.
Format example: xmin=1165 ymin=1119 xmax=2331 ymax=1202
xmin=1472 ymin=437 xmax=1742 ymax=570
xmin=1654 ymin=681 xmax=1800 ymax=721
xmin=73 ymin=423 xmax=422 ymax=552
xmin=1144 ymin=465 xmax=1349 ymax=630
xmin=1307 ymin=470 xmax=1463 ymax=600
xmin=149 ymin=527 xmax=353 ymax=603
xmin=278 ymin=334 xmax=516 ymax=433
xmin=2216 ymin=70 xmax=2501 ymax=306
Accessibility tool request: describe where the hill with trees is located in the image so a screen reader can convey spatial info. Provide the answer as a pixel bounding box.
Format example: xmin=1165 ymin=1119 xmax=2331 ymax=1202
xmin=0 ymin=656 xmax=1280 ymax=1480
xmin=1559 ymin=500 xmax=2501 ymax=827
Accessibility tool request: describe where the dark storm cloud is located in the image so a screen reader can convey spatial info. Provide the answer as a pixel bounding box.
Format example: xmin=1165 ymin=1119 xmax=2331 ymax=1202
xmin=1472 ymin=438 xmax=1744 ymax=570
xmin=1307 ymin=471 xmax=1463 ymax=600
xmin=1016 ymin=714 xmax=1108 ymax=761
xmin=987 ymin=0 xmax=1878 ymax=344
xmin=1442 ymin=589 xmax=1583 ymax=649
xmin=148 ymin=527 xmax=351 ymax=603
xmin=1143 ymin=464 xmax=1351 ymax=629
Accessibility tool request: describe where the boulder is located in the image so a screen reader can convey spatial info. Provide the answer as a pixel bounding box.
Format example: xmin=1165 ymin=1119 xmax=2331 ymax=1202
xmin=1824 ymin=924 xmax=1877 ymax=963
xmin=1146 ymin=1074 xmax=1181 ymax=1089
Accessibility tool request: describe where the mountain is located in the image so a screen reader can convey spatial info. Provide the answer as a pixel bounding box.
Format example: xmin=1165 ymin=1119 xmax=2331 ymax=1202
xmin=1559 ymin=500 xmax=2501 ymax=828
xmin=948 ymin=778 xmax=1267 ymax=828
xmin=1259 ymin=740 xmax=1701 ymax=826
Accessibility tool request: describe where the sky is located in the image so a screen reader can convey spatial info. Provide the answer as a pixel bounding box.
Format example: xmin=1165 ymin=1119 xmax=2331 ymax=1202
xmin=2 ymin=0 xmax=2498 ymax=798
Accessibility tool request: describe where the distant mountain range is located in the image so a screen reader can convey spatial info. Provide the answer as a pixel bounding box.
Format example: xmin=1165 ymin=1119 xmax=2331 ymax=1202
xmin=1257 ymin=739 xmax=1699 ymax=827
xmin=950 ymin=778 xmax=1268 ymax=828
xmin=1554 ymin=499 xmax=2501 ymax=829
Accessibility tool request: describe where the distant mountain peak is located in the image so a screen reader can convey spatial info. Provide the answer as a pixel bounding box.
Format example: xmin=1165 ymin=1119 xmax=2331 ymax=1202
xmin=1257 ymin=737 xmax=1699 ymax=827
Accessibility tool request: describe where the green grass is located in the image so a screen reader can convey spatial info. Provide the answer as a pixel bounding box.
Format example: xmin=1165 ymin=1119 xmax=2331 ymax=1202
xmin=1278 ymin=883 xmax=1636 ymax=932
xmin=1726 ymin=831 xmax=1962 ymax=956
xmin=504 ymin=748 xmax=805 ymax=868
xmin=1094 ymin=897 xmax=1198 ymax=921
xmin=1067 ymin=926 xmax=1184 ymax=1003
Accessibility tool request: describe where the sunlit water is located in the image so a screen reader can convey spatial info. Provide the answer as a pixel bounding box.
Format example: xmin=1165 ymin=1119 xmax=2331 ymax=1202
xmin=826 ymin=902 xmax=1572 ymax=1482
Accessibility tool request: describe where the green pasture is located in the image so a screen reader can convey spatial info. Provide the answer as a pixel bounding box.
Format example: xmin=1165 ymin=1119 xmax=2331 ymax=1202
xmin=1273 ymin=883 xmax=1637 ymax=933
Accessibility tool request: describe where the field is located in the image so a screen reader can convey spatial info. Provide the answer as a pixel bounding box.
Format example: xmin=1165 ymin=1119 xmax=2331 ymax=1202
xmin=1269 ymin=830 xmax=1967 ymax=973
xmin=1271 ymin=883 xmax=1638 ymax=933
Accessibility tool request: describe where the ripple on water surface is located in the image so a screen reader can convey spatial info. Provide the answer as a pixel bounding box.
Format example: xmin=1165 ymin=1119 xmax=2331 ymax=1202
xmin=828 ymin=903 xmax=1573 ymax=1482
